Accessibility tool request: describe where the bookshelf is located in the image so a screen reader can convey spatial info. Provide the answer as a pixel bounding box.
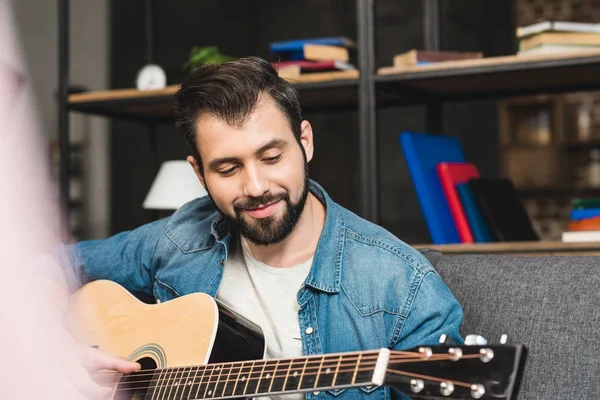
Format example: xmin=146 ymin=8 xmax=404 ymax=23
xmin=57 ymin=0 xmax=600 ymax=251
xmin=68 ymin=74 xmax=360 ymax=121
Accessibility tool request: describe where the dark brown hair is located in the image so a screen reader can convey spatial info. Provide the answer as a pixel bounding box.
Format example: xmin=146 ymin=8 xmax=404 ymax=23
xmin=174 ymin=56 xmax=303 ymax=173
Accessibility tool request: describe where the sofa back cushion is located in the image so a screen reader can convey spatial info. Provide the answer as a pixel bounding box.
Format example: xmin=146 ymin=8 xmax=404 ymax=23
xmin=421 ymin=249 xmax=600 ymax=400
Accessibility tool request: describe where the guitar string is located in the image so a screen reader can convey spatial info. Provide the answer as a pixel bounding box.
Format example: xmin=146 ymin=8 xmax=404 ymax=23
xmin=385 ymin=369 xmax=473 ymax=388
xmin=106 ymin=363 xmax=477 ymax=397
xmin=90 ymin=350 xmax=458 ymax=380
xmin=96 ymin=354 xmax=482 ymax=393
xmin=95 ymin=354 xmax=480 ymax=388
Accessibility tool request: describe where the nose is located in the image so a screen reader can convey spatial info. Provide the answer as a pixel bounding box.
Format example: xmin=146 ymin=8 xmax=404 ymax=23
xmin=241 ymin=164 xmax=269 ymax=198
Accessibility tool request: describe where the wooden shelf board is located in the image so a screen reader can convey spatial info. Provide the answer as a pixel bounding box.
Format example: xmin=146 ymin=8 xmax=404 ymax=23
xmin=414 ymin=240 xmax=600 ymax=255
xmin=376 ymin=50 xmax=600 ymax=104
xmin=68 ymin=72 xmax=359 ymax=120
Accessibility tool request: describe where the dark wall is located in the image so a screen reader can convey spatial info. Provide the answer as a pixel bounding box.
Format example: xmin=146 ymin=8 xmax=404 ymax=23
xmin=109 ymin=0 xmax=514 ymax=244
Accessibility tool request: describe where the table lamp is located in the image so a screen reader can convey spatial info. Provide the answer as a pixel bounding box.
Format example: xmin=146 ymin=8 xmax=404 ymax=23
xmin=143 ymin=160 xmax=208 ymax=210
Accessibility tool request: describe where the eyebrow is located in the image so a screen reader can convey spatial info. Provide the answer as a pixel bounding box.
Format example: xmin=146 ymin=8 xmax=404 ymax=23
xmin=207 ymin=138 xmax=289 ymax=171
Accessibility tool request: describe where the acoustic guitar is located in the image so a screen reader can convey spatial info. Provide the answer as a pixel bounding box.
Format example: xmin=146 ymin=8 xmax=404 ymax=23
xmin=67 ymin=280 xmax=527 ymax=399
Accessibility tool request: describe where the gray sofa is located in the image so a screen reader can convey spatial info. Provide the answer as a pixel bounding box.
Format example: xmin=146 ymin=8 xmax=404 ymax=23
xmin=420 ymin=249 xmax=599 ymax=400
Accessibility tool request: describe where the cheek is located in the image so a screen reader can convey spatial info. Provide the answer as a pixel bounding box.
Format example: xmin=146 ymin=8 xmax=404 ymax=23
xmin=204 ymin=178 xmax=238 ymax=211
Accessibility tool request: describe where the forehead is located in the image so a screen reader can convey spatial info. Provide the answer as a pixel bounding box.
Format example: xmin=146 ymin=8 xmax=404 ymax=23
xmin=195 ymin=97 xmax=293 ymax=159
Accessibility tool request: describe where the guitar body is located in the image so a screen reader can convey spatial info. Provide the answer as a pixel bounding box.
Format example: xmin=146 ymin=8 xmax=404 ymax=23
xmin=67 ymin=280 xmax=265 ymax=398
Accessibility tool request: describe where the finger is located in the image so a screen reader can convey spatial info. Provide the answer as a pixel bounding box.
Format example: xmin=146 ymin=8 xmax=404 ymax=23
xmin=85 ymin=347 xmax=141 ymax=374
xmin=64 ymin=356 xmax=114 ymax=400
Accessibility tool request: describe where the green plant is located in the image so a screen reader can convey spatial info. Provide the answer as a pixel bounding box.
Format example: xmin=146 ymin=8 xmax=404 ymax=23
xmin=183 ymin=46 xmax=235 ymax=71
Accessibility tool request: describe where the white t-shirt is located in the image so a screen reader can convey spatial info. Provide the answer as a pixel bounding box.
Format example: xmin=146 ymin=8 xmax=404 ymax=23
xmin=216 ymin=236 xmax=313 ymax=400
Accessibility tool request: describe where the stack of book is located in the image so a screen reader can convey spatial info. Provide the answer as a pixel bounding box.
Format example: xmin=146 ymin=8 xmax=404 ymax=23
xmin=516 ymin=20 xmax=600 ymax=55
xmin=561 ymin=198 xmax=600 ymax=242
xmin=268 ymin=37 xmax=358 ymax=81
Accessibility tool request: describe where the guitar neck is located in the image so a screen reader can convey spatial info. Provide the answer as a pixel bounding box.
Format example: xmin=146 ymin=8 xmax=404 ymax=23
xmin=147 ymin=349 xmax=388 ymax=399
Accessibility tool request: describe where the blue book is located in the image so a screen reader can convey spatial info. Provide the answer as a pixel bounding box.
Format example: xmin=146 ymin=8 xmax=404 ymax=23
xmin=399 ymin=131 xmax=466 ymax=244
xmin=269 ymin=37 xmax=356 ymax=54
xmin=456 ymin=183 xmax=493 ymax=243
xmin=571 ymin=207 xmax=600 ymax=221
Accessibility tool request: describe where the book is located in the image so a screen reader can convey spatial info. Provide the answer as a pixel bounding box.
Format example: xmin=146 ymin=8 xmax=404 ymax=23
xmin=436 ymin=162 xmax=481 ymax=243
xmin=571 ymin=207 xmax=600 ymax=221
xmin=456 ymin=183 xmax=493 ymax=243
xmin=271 ymin=60 xmax=356 ymax=72
xmin=399 ymin=132 xmax=466 ymax=244
xmin=272 ymin=44 xmax=349 ymax=62
xmin=393 ymin=49 xmax=483 ymax=68
xmin=269 ymin=37 xmax=356 ymax=53
xmin=562 ymin=230 xmax=600 ymax=243
xmin=517 ymin=44 xmax=600 ymax=55
xmin=519 ymin=32 xmax=600 ymax=51
xmin=573 ymin=198 xmax=600 ymax=209
xmin=467 ymin=178 xmax=539 ymax=242
xmin=517 ymin=20 xmax=600 ymax=39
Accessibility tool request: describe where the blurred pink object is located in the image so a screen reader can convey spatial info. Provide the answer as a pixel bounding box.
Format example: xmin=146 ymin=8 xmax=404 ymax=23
xmin=0 ymin=1 xmax=81 ymax=398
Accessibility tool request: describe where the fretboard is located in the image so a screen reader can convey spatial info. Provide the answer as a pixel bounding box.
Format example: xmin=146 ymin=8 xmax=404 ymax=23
xmin=146 ymin=350 xmax=381 ymax=399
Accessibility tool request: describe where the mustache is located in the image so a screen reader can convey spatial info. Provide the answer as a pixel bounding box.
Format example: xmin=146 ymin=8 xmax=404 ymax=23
xmin=233 ymin=192 xmax=288 ymax=211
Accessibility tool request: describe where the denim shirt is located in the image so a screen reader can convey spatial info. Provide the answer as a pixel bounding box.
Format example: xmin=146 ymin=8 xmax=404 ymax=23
xmin=57 ymin=180 xmax=464 ymax=400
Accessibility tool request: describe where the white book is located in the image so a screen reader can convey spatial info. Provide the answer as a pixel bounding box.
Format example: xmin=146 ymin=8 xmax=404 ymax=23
xmin=517 ymin=21 xmax=600 ymax=38
xmin=517 ymin=44 xmax=600 ymax=55
xmin=561 ymin=230 xmax=600 ymax=243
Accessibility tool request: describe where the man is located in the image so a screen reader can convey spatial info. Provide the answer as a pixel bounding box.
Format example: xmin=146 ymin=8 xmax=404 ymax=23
xmin=49 ymin=56 xmax=463 ymax=399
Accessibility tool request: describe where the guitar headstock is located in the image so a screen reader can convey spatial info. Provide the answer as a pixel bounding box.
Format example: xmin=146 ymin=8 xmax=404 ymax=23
xmin=385 ymin=336 xmax=527 ymax=399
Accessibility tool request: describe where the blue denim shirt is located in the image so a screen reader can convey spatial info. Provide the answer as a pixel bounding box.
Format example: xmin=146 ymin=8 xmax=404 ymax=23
xmin=57 ymin=180 xmax=463 ymax=399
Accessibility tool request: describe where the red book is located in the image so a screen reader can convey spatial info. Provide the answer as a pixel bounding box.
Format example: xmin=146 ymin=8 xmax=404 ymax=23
xmin=436 ymin=162 xmax=480 ymax=243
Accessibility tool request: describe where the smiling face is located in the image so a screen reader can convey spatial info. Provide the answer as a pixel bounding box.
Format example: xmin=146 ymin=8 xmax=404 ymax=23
xmin=188 ymin=94 xmax=314 ymax=245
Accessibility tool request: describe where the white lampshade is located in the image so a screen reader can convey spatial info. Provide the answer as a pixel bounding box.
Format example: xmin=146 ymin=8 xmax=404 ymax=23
xmin=143 ymin=160 xmax=208 ymax=210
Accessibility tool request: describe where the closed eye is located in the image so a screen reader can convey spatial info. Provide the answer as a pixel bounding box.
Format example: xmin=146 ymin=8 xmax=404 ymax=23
xmin=263 ymin=155 xmax=281 ymax=164
xmin=218 ymin=166 xmax=238 ymax=176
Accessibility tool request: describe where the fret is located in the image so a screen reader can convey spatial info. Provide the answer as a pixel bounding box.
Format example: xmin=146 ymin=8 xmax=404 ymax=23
xmin=331 ymin=355 xmax=343 ymax=386
xmin=179 ymin=367 xmax=195 ymax=399
xmin=296 ymin=357 xmax=309 ymax=390
xmin=191 ymin=365 xmax=208 ymax=400
xmin=353 ymin=352 xmax=378 ymax=386
xmin=334 ymin=353 xmax=361 ymax=388
xmin=148 ymin=367 xmax=167 ymax=400
xmin=213 ymin=364 xmax=231 ymax=398
xmin=166 ymin=367 xmax=182 ymax=400
xmin=241 ymin=360 xmax=257 ymax=396
xmin=255 ymin=360 xmax=278 ymax=395
xmin=201 ymin=364 xmax=218 ymax=398
xmin=222 ymin=363 xmax=241 ymax=398
xmin=142 ymin=368 xmax=162 ymax=400
xmin=298 ymin=357 xmax=319 ymax=391
xmin=267 ymin=360 xmax=281 ymax=393
xmin=283 ymin=358 xmax=305 ymax=393
xmin=314 ymin=355 xmax=337 ymax=389
xmin=253 ymin=360 xmax=268 ymax=395
xmin=351 ymin=353 xmax=362 ymax=384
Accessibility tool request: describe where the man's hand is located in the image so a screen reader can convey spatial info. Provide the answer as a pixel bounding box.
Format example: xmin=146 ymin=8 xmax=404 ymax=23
xmin=68 ymin=343 xmax=141 ymax=399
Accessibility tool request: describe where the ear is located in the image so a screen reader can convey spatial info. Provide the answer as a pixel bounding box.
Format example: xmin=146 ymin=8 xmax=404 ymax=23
xmin=187 ymin=155 xmax=206 ymax=189
xmin=299 ymin=120 xmax=314 ymax=163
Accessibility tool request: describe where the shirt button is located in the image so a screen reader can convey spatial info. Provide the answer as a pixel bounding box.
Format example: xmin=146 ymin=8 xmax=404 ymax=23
xmin=220 ymin=259 xmax=225 ymax=266
xmin=313 ymin=391 xmax=320 ymax=395
xmin=305 ymin=327 xmax=314 ymax=335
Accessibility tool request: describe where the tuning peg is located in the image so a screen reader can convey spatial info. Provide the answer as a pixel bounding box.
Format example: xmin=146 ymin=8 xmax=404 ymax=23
xmin=464 ymin=334 xmax=488 ymax=345
xmin=500 ymin=334 xmax=508 ymax=344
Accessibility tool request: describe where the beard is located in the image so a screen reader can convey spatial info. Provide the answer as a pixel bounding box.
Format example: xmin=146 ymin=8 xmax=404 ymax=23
xmin=209 ymin=161 xmax=310 ymax=246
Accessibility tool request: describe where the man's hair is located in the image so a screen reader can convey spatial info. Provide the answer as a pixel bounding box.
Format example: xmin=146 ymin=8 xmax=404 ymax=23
xmin=174 ymin=56 xmax=303 ymax=173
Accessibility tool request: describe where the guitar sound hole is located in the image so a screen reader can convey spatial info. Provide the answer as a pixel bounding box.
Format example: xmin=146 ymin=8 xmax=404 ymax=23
xmin=113 ymin=357 xmax=157 ymax=400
